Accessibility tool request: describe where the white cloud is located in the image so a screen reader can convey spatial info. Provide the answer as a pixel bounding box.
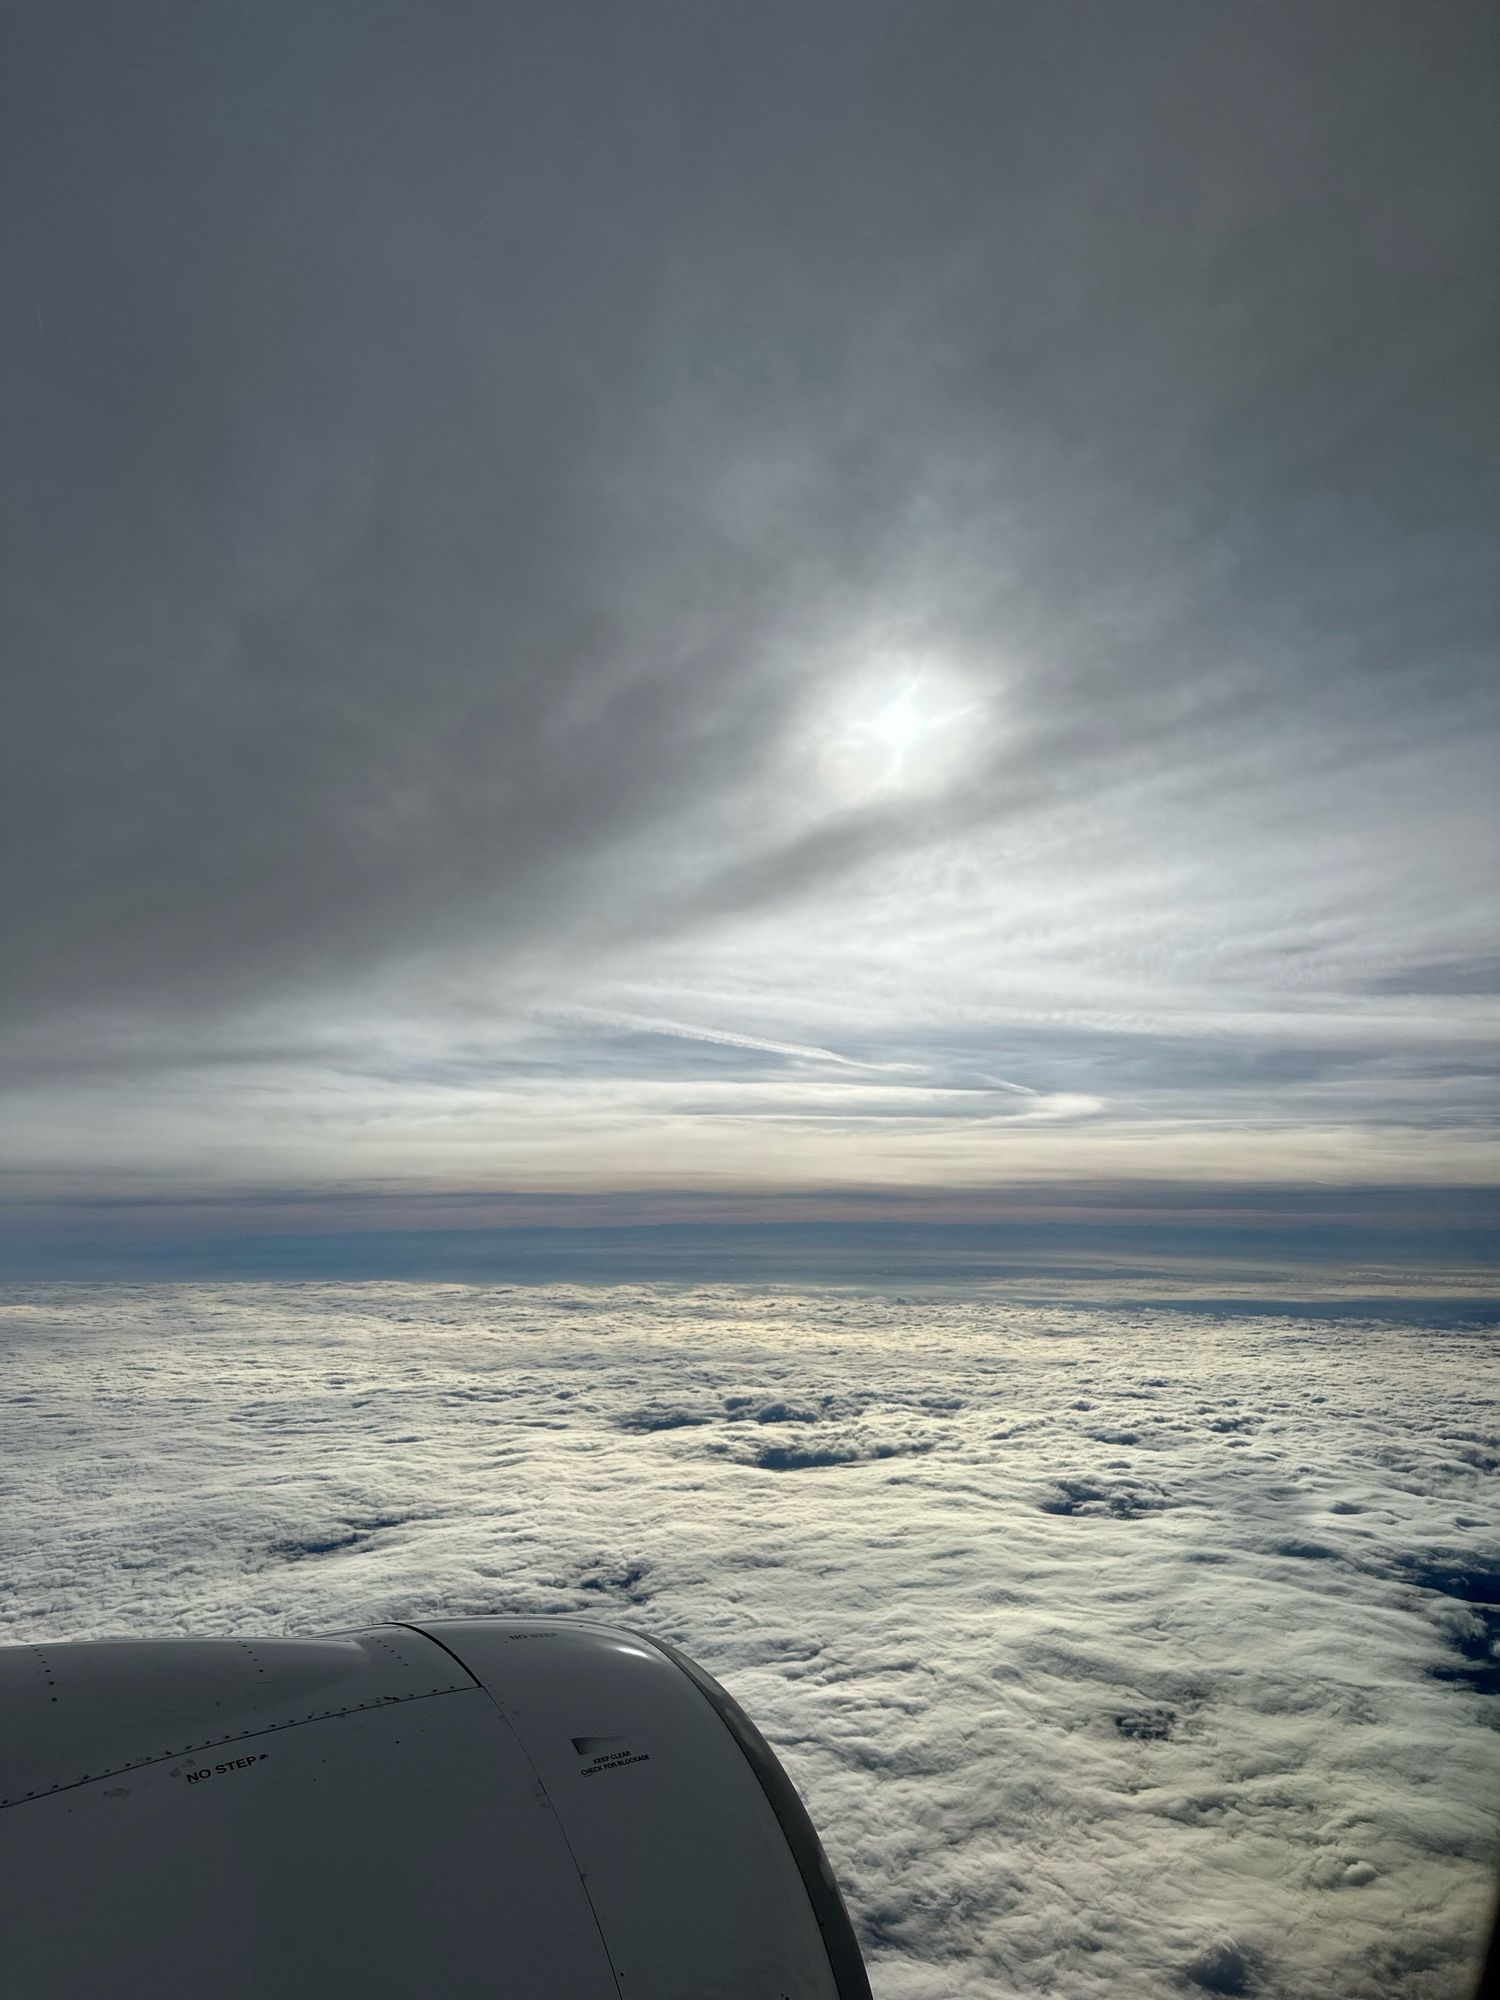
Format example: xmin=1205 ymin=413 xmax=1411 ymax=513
xmin=1 ymin=1282 xmax=1495 ymax=1997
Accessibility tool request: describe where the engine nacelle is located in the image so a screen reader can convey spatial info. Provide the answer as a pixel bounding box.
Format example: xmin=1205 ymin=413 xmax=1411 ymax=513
xmin=0 ymin=1617 xmax=871 ymax=1998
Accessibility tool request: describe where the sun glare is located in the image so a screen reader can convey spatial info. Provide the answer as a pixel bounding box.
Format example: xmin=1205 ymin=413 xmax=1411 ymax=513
xmin=819 ymin=667 xmax=982 ymax=796
xmin=867 ymin=692 xmax=927 ymax=757
xmin=800 ymin=658 xmax=986 ymax=803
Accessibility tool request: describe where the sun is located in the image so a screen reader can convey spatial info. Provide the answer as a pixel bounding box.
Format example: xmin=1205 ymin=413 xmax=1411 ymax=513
xmin=802 ymin=659 xmax=986 ymax=802
xmin=866 ymin=691 xmax=928 ymax=759
xmin=851 ymin=674 xmax=980 ymax=783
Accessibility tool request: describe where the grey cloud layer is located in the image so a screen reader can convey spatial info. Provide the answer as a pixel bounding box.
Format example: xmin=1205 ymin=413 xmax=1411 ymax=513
xmin=5 ymin=2 xmax=1496 ymax=1020
xmin=2 ymin=1282 xmax=1496 ymax=1996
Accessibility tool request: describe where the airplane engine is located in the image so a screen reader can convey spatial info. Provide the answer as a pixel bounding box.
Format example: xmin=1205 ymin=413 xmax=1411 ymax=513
xmin=0 ymin=1617 xmax=872 ymax=1998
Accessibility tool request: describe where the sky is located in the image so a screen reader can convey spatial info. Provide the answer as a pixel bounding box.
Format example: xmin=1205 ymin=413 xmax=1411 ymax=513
xmin=4 ymin=1 xmax=1497 ymax=1283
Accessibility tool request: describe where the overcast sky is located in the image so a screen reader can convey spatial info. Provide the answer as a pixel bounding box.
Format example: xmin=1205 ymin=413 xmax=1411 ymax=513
xmin=3 ymin=2 xmax=1497 ymax=1267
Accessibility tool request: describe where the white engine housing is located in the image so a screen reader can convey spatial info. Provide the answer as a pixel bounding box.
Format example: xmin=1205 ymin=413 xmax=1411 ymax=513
xmin=0 ymin=1617 xmax=871 ymax=1998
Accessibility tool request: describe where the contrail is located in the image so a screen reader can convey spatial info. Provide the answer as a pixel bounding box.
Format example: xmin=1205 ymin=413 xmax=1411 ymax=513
xmin=552 ymin=1007 xmax=1039 ymax=1097
xmin=553 ymin=1006 xmax=912 ymax=1074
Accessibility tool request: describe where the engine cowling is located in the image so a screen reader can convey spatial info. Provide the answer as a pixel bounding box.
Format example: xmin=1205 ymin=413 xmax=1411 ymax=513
xmin=0 ymin=1617 xmax=872 ymax=1998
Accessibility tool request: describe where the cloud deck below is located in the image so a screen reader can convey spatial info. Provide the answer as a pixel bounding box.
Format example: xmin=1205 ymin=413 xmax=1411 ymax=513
xmin=1 ymin=1282 xmax=1495 ymax=1997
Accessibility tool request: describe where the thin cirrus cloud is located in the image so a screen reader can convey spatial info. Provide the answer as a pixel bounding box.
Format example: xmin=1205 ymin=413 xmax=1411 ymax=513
xmin=2 ymin=2 xmax=1496 ymax=1268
